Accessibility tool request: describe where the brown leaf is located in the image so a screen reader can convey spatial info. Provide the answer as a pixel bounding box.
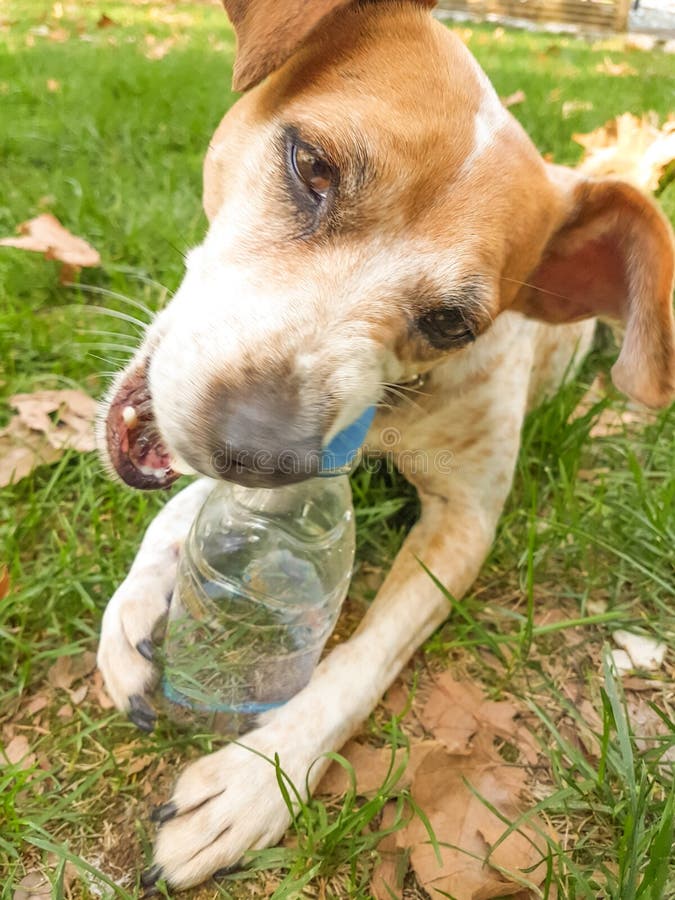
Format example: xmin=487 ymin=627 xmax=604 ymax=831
xmin=0 ymin=213 xmax=100 ymax=268
xmin=399 ymin=743 xmax=549 ymax=900
xmin=569 ymin=375 xmax=655 ymax=437
xmin=419 ymin=674 xmax=539 ymax=765
xmin=0 ymin=566 xmax=9 ymax=600
xmin=0 ymin=417 xmax=62 ymax=487
xmin=0 ymin=389 xmax=97 ymax=487
xmin=318 ymin=740 xmax=440 ymax=797
xmin=68 ymin=684 xmax=88 ymax=705
xmin=90 ymin=669 xmax=115 ymax=709
xmin=2 ymin=734 xmax=37 ymax=770
xmin=501 ymin=89 xmax=526 ymax=109
xmin=47 ymin=650 xmax=96 ymax=691
xmin=574 ymin=112 xmax=675 ymax=192
xmin=97 ymin=13 xmax=115 ymax=28
xmin=13 ymin=870 xmax=51 ymax=900
xmin=595 ymin=57 xmax=637 ymax=77
xmin=24 ymin=694 xmax=49 ymax=717
xmin=370 ymin=802 xmax=406 ymax=900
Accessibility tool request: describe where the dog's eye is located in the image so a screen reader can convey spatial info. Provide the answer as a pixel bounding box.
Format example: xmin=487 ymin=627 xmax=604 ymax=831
xmin=417 ymin=307 xmax=476 ymax=350
xmin=291 ymin=142 xmax=333 ymax=200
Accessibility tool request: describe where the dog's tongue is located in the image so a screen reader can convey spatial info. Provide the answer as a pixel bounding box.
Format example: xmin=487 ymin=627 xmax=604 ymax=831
xmin=105 ymin=367 xmax=179 ymax=491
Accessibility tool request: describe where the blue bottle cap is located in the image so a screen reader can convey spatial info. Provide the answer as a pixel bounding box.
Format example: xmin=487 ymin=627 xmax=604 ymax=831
xmin=319 ymin=406 xmax=376 ymax=475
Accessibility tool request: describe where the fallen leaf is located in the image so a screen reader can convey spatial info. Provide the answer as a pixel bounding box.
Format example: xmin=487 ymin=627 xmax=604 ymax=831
xmin=370 ymin=802 xmax=406 ymax=900
xmin=419 ymin=674 xmax=539 ymax=764
xmin=574 ymin=112 xmax=675 ymax=191
xmin=595 ymin=56 xmax=637 ymax=77
xmin=0 ymin=213 xmax=100 ymax=274
xmin=68 ymin=684 xmax=88 ymax=705
xmin=143 ymin=34 xmax=176 ymax=60
xmin=97 ymin=13 xmax=115 ymax=28
xmin=0 ymin=566 xmax=9 ymax=600
xmin=2 ymin=734 xmax=36 ymax=770
xmin=399 ymin=742 xmax=549 ymax=900
xmin=47 ymin=650 xmax=97 ymax=691
xmin=24 ymin=694 xmax=49 ymax=717
xmin=568 ymin=374 xmax=655 ymax=437
xmin=12 ymin=870 xmax=51 ymax=900
xmin=91 ymin=669 xmax=115 ymax=709
xmin=57 ymin=703 xmax=73 ymax=719
xmin=318 ymin=740 xmax=439 ymax=796
xmin=501 ymin=89 xmax=526 ymax=109
xmin=0 ymin=417 xmax=62 ymax=487
xmin=0 ymin=389 xmax=97 ymax=487
xmin=612 ymin=630 xmax=666 ymax=671
xmin=611 ymin=648 xmax=633 ymax=675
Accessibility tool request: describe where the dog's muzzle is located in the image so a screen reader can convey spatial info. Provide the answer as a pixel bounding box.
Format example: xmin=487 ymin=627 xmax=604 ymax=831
xmin=104 ymin=365 xmax=179 ymax=491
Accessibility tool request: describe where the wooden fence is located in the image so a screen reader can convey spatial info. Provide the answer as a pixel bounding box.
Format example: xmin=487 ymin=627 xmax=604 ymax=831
xmin=437 ymin=0 xmax=632 ymax=31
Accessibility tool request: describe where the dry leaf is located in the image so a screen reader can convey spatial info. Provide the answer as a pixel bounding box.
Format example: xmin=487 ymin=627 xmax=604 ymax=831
xmin=69 ymin=684 xmax=88 ymax=705
xmin=574 ymin=112 xmax=675 ymax=191
xmin=97 ymin=13 xmax=115 ymax=28
xmin=143 ymin=34 xmax=176 ymax=60
xmin=569 ymin=375 xmax=655 ymax=437
xmin=0 ymin=418 xmax=62 ymax=487
xmin=0 ymin=389 xmax=97 ymax=487
xmin=612 ymin=630 xmax=666 ymax=671
xmin=46 ymin=78 xmax=60 ymax=92
xmin=13 ymin=870 xmax=51 ymax=900
xmin=47 ymin=650 xmax=97 ymax=691
xmin=0 ymin=566 xmax=9 ymax=600
xmin=91 ymin=669 xmax=115 ymax=710
xmin=370 ymin=801 xmax=406 ymax=900
xmin=318 ymin=740 xmax=439 ymax=796
xmin=0 ymin=213 xmax=100 ymax=272
xmin=2 ymin=734 xmax=36 ymax=770
xmin=24 ymin=694 xmax=49 ymax=717
xmin=595 ymin=56 xmax=637 ymax=77
xmin=419 ymin=674 xmax=539 ymax=765
xmin=501 ymin=89 xmax=526 ymax=109
xmin=399 ymin=742 xmax=548 ymax=900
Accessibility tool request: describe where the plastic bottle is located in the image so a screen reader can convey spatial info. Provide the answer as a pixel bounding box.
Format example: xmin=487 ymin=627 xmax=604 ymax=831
xmin=159 ymin=407 xmax=375 ymax=734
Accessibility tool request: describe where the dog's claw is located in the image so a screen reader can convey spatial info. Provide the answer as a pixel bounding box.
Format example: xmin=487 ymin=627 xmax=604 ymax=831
xmin=140 ymin=864 xmax=164 ymax=887
xmin=136 ymin=638 xmax=155 ymax=662
xmin=128 ymin=694 xmax=157 ymax=732
xmin=151 ymin=801 xmax=177 ymax=824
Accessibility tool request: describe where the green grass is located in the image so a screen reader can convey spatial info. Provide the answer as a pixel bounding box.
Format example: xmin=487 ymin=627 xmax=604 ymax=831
xmin=1 ymin=3 xmax=674 ymax=898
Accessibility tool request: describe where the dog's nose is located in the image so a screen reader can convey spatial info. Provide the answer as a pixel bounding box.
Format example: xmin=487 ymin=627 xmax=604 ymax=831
xmin=206 ymin=379 xmax=323 ymax=487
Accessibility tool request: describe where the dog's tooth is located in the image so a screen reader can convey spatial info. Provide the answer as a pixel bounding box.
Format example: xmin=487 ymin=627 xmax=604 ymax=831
xmin=122 ymin=405 xmax=138 ymax=427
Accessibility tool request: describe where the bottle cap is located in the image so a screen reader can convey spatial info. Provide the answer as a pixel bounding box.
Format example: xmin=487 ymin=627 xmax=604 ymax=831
xmin=319 ymin=406 xmax=376 ymax=476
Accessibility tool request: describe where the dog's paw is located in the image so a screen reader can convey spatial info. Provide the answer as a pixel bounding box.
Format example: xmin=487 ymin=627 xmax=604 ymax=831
xmin=97 ymin=570 xmax=172 ymax=727
xmin=145 ymin=725 xmax=314 ymax=889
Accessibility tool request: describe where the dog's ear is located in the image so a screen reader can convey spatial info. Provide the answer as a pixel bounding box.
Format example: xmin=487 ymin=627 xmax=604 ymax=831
xmin=222 ymin=0 xmax=436 ymax=91
xmin=512 ymin=176 xmax=675 ymax=408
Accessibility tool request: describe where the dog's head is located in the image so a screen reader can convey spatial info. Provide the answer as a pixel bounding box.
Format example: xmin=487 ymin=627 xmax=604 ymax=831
xmin=100 ymin=0 xmax=675 ymax=490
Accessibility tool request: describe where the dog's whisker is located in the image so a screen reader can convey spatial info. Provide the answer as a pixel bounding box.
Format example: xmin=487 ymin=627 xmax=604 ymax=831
xmin=499 ymin=275 xmax=573 ymax=303
xmin=67 ymin=283 xmax=155 ymax=321
xmin=79 ymin=341 xmax=138 ymax=355
xmin=75 ymin=304 xmax=147 ymax=332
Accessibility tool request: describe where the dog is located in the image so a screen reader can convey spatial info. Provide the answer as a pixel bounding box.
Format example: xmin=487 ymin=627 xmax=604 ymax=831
xmin=96 ymin=0 xmax=675 ymax=888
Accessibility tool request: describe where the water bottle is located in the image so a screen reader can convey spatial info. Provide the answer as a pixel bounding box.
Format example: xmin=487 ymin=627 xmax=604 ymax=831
xmin=159 ymin=407 xmax=375 ymax=734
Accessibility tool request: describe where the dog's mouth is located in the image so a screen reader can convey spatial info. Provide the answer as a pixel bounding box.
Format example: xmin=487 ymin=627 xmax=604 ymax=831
xmin=104 ymin=365 xmax=179 ymax=491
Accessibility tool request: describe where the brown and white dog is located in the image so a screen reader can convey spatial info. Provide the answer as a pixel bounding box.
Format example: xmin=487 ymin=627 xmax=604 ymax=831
xmin=97 ymin=0 xmax=675 ymax=888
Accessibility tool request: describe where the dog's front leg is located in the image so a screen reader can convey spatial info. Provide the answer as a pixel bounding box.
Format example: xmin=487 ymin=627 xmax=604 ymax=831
xmin=97 ymin=477 xmax=215 ymax=724
xmin=148 ymin=474 xmax=508 ymax=889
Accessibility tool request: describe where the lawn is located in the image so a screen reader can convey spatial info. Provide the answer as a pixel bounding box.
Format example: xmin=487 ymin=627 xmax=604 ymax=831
xmin=1 ymin=2 xmax=674 ymax=898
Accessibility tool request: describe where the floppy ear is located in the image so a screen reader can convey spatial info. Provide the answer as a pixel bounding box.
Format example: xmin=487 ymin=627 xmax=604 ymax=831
xmin=512 ymin=176 xmax=675 ymax=409
xmin=222 ymin=0 xmax=437 ymax=91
